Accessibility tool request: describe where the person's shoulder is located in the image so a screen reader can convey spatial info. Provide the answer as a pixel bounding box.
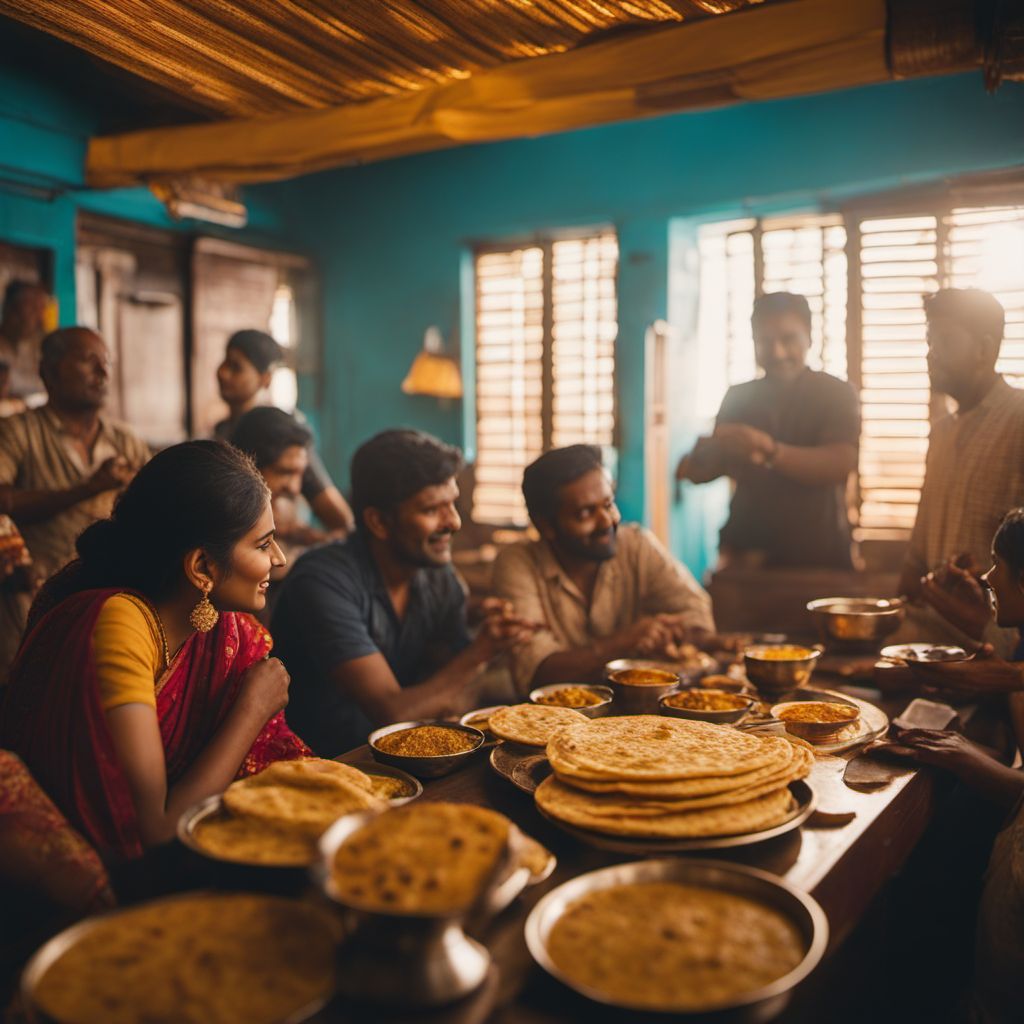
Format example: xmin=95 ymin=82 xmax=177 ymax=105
xmin=615 ymin=522 xmax=664 ymax=559
xmin=802 ymin=370 xmax=857 ymax=400
xmin=493 ymin=538 xmax=542 ymax=571
xmin=720 ymin=378 xmax=763 ymax=405
xmin=283 ymin=537 xmax=371 ymax=594
xmin=104 ymin=417 xmax=150 ymax=452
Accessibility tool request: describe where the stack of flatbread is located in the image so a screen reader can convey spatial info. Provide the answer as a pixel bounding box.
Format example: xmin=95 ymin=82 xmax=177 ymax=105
xmin=536 ymin=716 xmax=812 ymax=840
xmin=192 ymin=758 xmax=386 ymax=866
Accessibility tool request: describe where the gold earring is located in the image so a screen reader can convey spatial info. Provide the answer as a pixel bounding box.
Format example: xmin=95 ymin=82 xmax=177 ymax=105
xmin=189 ymin=582 xmax=219 ymax=633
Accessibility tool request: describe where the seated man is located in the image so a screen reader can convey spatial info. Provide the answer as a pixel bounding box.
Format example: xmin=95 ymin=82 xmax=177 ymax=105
xmin=271 ymin=429 xmax=535 ymax=756
xmin=0 ymin=281 xmax=49 ymax=410
xmin=896 ymin=288 xmax=1024 ymax=656
xmin=492 ymin=444 xmax=714 ymax=692
xmin=676 ymin=291 xmax=859 ymax=569
xmin=0 ymin=327 xmax=148 ymax=677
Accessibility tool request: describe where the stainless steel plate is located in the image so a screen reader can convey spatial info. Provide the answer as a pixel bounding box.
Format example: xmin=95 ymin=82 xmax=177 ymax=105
xmin=537 ymin=781 xmax=816 ymax=854
xmin=525 ymin=857 xmax=828 ymax=1019
xmin=21 ymin=893 xmax=339 ymax=1024
xmin=342 ymin=759 xmax=423 ymax=805
xmin=488 ymin=741 xmax=546 ymax=792
xmin=880 ymin=642 xmax=970 ymax=664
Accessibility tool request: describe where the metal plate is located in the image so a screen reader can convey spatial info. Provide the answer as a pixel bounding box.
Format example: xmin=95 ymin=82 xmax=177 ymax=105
xmin=880 ymin=642 xmax=970 ymax=664
xmin=525 ymin=857 xmax=828 ymax=1019
xmin=489 ymin=741 xmax=546 ymax=791
xmin=341 ymin=759 xmax=423 ymax=805
xmin=537 ymin=781 xmax=816 ymax=854
xmin=21 ymin=893 xmax=339 ymax=1024
xmin=743 ymin=688 xmax=889 ymax=755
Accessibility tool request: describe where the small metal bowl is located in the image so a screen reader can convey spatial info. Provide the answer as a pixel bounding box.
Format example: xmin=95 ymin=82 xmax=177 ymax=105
xmin=369 ymin=720 xmax=485 ymax=778
xmin=659 ymin=689 xmax=755 ymax=725
xmin=771 ymin=699 xmax=861 ymax=743
xmin=459 ymin=704 xmax=509 ymax=742
xmin=342 ymin=760 xmax=424 ymax=805
xmin=604 ymin=659 xmax=681 ymax=714
xmin=529 ymin=683 xmax=613 ymax=718
xmin=525 ymin=857 xmax=828 ymax=1021
xmin=806 ymin=597 xmax=905 ymax=651
xmin=743 ymin=645 xmax=821 ymax=701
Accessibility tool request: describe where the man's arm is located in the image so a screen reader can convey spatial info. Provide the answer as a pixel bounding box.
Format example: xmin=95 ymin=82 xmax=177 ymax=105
xmin=767 ymin=440 xmax=857 ymax=486
xmin=1 ymin=456 xmax=132 ymax=525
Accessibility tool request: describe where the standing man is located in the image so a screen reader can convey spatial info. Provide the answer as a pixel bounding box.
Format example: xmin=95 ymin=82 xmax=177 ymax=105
xmin=271 ymin=429 xmax=536 ymax=755
xmin=0 ymin=328 xmax=149 ymax=675
xmin=897 ymin=288 xmax=1024 ymax=656
xmin=676 ymin=292 xmax=860 ymax=569
xmin=492 ymin=445 xmax=715 ymax=693
xmin=0 ymin=281 xmax=50 ymax=410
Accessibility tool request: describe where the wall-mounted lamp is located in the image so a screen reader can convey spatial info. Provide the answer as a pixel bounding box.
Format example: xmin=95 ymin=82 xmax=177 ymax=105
xmin=401 ymin=326 xmax=463 ymax=399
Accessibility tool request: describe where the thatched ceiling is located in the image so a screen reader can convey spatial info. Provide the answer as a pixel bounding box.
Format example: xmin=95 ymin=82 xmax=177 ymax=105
xmin=0 ymin=0 xmax=770 ymax=119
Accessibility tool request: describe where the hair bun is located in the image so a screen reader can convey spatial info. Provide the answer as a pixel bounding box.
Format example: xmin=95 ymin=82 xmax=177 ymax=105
xmin=75 ymin=518 xmax=123 ymax=567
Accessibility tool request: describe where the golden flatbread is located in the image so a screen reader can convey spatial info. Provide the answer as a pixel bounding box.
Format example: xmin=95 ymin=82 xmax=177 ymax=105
xmin=192 ymin=812 xmax=316 ymax=866
xmin=548 ymin=716 xmax=792 ymax=782
xmin=536 ymin=777 xmax=796 ymax=837
xmin=33 ymin=893 xmax=338 ymax=1024
xmin=489 ymin=704 xmax=588 ymax=747
xmin=546 ymin=749 xmax=812 ymax=819
xmin=223 ymin=759 xmax=385 ymax=837
xmin=331 ymin=802 xmax=510 ymax=914
xmin=547 ymin=882 xmax=804 ymax=1011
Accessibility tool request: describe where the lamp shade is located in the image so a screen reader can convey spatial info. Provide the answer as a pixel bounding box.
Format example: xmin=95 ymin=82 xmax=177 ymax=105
xmin=401 ymin=350 xmax=463 ymax=399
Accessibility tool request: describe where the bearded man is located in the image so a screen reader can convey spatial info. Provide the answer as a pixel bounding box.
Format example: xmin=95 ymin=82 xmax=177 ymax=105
xmin=493 ymin=444 xmax=714 ymax=692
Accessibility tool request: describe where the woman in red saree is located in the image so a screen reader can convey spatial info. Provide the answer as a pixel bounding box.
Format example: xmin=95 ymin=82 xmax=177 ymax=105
xmin=0 ymin=441 xmax=309 ymax=861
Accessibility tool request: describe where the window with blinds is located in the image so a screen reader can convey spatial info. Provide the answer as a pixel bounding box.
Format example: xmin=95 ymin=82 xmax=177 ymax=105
xmin=473 ymin=232 xmax=618 ymax=526
xmin=697 ymin=200 xmax=1024 ymax=546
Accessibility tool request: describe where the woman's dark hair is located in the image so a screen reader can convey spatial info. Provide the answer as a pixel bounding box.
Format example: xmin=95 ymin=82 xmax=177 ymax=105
xmin=751 ymin=292 xmax=812 ymax=332
xmin=230 ymin=407 xmax=312 ymax=469
xmin=993 ymin=508 xmax=1024 ymax=577
xmin=227 ymin=329 xmax=283 ymax=374
xmin=69 ymin=441 xmax=269 ymax=601
xmin=350 ymin=429 xmax=463 ymax=527
xmin=522 ymin=444 xmax=604 ymax=525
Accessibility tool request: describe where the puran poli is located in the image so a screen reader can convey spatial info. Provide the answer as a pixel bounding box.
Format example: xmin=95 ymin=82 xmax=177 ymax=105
xmin=543 ymin=748 xmax=812 ymax=818
xmin=547 ymin=882 xmax=804 ymax=1011
xmin=223 ymin=759 xmax=385 ymax=836
xmin=33 ymin=893 xmax=338 ymax=1024
xmin=331 ymin=802 xmax=510 ymax=914
xmin=536 ymin=777 xmax=796 ymax=837
xmin=490 ymin=704 xmax=588 ymax=747
xmin=561 ymin=742 xmax=809 ymax=798
xmin=548 ymin=716 xmax=792 ymax=781
xmin=192 ymin=812 xmax=317 ymax=866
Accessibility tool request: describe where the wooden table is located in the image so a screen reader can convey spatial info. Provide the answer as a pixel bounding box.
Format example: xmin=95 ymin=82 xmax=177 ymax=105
xmin=328 ymin=688 xmax=937 ymax=1024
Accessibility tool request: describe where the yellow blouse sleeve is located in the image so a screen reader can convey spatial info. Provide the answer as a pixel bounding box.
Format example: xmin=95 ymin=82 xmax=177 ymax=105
xmin=92 ymin=594 xmax=163 ymax=711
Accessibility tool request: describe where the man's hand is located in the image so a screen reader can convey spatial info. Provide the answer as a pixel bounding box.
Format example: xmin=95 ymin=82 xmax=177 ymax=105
xmin=886 ymin=727 xmax=1000 ymax=777
xmin=712 ymin=423 xmax=775 ymax=465
xmin=87 ymin=455 xmax=135 ymax=496
xmin=470 ymin=598 xmax=542 ymax=663
xmin=919 ymin=554 xmax=992 ymax=640
xmin=906 ymin=644 xmax=1023 ymax=700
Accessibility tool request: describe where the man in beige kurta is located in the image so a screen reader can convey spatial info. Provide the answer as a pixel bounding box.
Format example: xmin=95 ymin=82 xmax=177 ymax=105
xmin=897 ymin=289 xmax=1024 ymax=656
xmin=0 ymin=328 xmax=149 ymax=676
xmin=492 ymin=445 xmax=713 ymax=693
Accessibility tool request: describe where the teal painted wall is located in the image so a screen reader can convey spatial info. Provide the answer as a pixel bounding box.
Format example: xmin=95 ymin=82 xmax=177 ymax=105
xmin=265 ymin=72 xmax=1024 ymax=573
xmin=0 ymin=64 xmax=293 ymax=327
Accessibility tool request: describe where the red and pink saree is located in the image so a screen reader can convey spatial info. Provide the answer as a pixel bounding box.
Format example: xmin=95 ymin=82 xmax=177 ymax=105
xmin=0 ymin=588 xmax=309 ymax=860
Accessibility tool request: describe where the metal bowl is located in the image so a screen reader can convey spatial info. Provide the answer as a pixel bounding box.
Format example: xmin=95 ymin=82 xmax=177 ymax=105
xmin=21 ymin=893 xmax=339 ymax=1024
xmin=529 ymin=683 xmax=613 ymax=718
xmin=342 ymin=760 xmax=423 ymax=805
xmin=525 ymin=857 xmax=828 ymax=1021
xmin=743 ymin=645 xmax=821 ymax=701
xmin=770 ymin=698 xmax=861 ymax=743
xmin=806 ymin=597 xmax=905 ymax=651
xmin=604 ymin=659 xmax=681 ymax=714
xmin=368 ymin=720 xmax=485 ymax=778
xmin=659 ymin=689 xmax=755 ymax=725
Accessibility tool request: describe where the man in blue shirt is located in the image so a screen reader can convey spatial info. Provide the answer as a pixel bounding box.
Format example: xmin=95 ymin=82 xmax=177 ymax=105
xmin=271 ymin=429 xmax=534 ymax=755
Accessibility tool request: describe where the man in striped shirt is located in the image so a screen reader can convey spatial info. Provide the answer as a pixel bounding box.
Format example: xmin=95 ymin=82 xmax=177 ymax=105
xmin=898 ymin=288 xmax=1024 ymax=657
